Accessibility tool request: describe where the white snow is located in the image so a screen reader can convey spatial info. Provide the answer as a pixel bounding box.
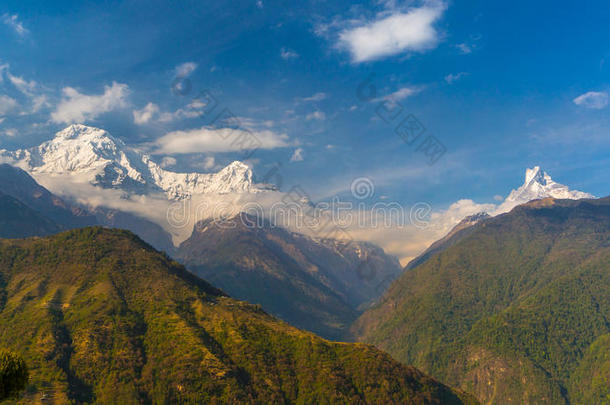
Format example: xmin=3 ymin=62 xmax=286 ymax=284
xmin=495 ymin=166 xmax=594 ymax=213
xmin=0 ymin=124 xmax=274 ymax=200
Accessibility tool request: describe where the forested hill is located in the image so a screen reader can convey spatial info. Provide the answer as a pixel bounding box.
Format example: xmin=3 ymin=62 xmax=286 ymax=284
xmin=354 ymin=197 xmax=610 ymax=404
xmin=0 ymin=227 xmax=476 ymax=404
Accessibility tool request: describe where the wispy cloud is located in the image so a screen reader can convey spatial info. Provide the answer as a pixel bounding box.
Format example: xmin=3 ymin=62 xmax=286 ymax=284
xmin=133 ymin=99 xmax=207 ymax=125
xmin=0 ymin=64 xmax=51 ymax=114
xmin=295 ymin=92 xmax=328 ymax=105
xmin=2 ymin=14 xmax=28 ymax=37
xmin=306 ymin=110 xmax=326 ymax=120
xmin=290 ymin=148 xmax=304 ymax=162
xmin=337 ymin=1 xmax=447 ymax=63
xmin=377 ymin=86 xmax=423 ymax=102
xmin=0 ymin=95 xmax=18 ymax=115
xmin=175 ymin=62 xmax=197 ymax=77
xmin=573 ymin=91 xmax=608 ymax=109
xmin=1 ymin=128 xmax=18 ymax=137
xmin=51 ymin=82 xmax=130 ymax=124
xmin=445 ymin=72 xmax=468 ymax=84
xmin=7 ymin=74 xmax=37 ymax=96
xmin=456 ymin=43 xmax=472 ymax=54
xmin=150 ymin=127 xmax=290 ymax=154
xmin=133 ymin=102 xmax=160 ymax=125
xmin=280 ymin=47 xmax=299 ymax=60
xmin=160 ymin=156 xmax=177 ymax=168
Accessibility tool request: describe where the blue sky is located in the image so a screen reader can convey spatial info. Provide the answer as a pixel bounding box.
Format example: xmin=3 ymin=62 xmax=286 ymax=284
xmin=1 ymin=0 xmax=609 ymax=211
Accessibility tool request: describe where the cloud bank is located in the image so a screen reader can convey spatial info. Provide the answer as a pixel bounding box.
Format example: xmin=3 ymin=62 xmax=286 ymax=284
xmin=151 ymin=126 xmax=290 ymax=154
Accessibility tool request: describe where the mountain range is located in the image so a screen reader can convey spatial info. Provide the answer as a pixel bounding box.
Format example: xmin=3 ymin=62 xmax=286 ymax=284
xmin=0 ymin=124 xmax=273 ymax=200
xmin=177 ymin=214 xmax=403 ymax=340
xmin=0 ymin=123 xmax=606 ymax=404
xmin=0 ymin=162 xmax=402 ymax=342
xmin=0 ymin=227 xmax=477 ymax=404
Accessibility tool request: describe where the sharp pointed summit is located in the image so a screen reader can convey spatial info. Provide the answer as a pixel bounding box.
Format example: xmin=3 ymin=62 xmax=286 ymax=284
xmin=497 ymin=166 xmax=594 ymax=213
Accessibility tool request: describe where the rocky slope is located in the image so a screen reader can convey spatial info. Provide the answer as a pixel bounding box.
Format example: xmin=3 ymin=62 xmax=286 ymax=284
xmin=176 ymin=214 xmax=403 ymax=340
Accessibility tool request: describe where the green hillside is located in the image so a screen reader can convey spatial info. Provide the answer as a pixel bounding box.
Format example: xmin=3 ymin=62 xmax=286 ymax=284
xmin=354 ymin=197 xmax=610 ymax=404
xmin=0 ymin=227 xmax=476 ymax=404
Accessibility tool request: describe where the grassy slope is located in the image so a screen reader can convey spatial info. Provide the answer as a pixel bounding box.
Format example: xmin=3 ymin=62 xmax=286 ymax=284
xmin=0 ymin=227 xmax=476 ymax=404
xmin=354 ymin=198 xmax=610 ymax=404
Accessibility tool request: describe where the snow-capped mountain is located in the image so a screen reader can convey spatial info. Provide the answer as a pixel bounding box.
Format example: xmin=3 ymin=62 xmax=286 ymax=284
xmin=496 ymin=166 xmax=594 ymax=213
xmin=0 ymin=124 xmax=273 ymax=200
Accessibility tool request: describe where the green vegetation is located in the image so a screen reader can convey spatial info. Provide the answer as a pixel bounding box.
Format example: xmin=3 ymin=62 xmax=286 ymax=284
xmin=0 ymin=350 xmax=28 ymax=401
xmin=354 ymin=198 xmax=610 ymax=404
xmin=0 ymin=227 xmax=476 ymax=404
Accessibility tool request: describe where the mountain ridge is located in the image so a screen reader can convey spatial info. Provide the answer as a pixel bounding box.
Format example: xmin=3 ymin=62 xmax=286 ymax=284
xmin=0 ymin=124 xmax=274 ymax=200
xmin=354 ymin=196 xmax=610 ymax=404
xmin=176 ymin=213 xmax=403 ymax=340
xmin=0 ymin=227 xmax=477 ymax=404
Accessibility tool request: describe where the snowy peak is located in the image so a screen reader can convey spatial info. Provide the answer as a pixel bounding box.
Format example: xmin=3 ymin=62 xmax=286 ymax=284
xmin=524 ymin=166 xmax=548 ymax=185
xmin=54 ymin=124 xmax=115 ymax=141
xmin=459 ymin=212 xmax=490 ymax=226
xmin=498 ymin=166 xmax=594 ymax=213
xmin=0 ymin=125 xmax=273 ymax=200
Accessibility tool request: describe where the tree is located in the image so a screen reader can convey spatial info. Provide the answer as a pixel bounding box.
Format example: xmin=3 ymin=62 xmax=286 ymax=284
xmin=0 ymin=349 xmax=28 ymax=401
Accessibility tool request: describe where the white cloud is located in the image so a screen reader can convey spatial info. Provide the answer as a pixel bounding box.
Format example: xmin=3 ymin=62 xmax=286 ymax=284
xmin=306 ymin=110 xmax=326 ymax=120
xmin=158 ymin=101 xmax=205 ymax=122
xmin=7 ymin=74 xmax=37 ymax=95
xmin=1 ymin=128 xmax=18 ymax=137
xmin=377 ymin=86 xmax=423 ymax=102
xmin=51 ymin=82 xmax=129 ymax=124
xmin=175 ymin=62 xmax=197 ymax=77
xmin=2 ymin=14 xmax=28 ymax=37
xmin=202 ymin=156 xmax=215 ymax=170
xmin=445 ymin=72 xmax=468 ymax=84
xmin=133 ymin=102 xmax=160 ymax=125
xmin=160 ymin=156 xmax=177 ymax=168
xmin=301 ymin=92 xmax=327 ymax=102
xmin=133 ymin=99 xmax=207 ymax=125
xmin=32 ymin=95 xmax=50 ymax=112
xmin=290 ymin=148 xmax=304 ymax=162
xmin=151 ymin=126 xmax=290 ymax=154
xmin=456 ymin=43 xmax=472 ymax=54
xmin=573 ymin=91 xmax=608 ymax=109
xmin=256 ymin=0 xmax=264 ymax=9
xmin=0 ymin=95 xmax=18 ymax=114
xmin=0 ymin=64 xmax=50 ymax=113
xmin=338 ymin=2 xmax=447 ymax=63
xmin=280 ymin=47 xmax=299 ymax=60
